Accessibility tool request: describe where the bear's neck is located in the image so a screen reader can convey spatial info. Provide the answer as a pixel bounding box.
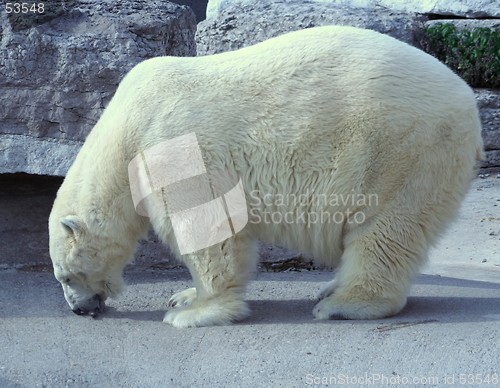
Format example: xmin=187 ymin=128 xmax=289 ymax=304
xmin=62 ymin=132 xmax=150 ymax=245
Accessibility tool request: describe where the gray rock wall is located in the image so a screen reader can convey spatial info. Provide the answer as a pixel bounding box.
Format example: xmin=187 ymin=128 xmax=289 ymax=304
xmin=0 ymin=0 xmax=197 ymax=176
xmin=207 ymin=0 xmax=500 ymax=19
xmin=476 ymin=90 xmax=500 ymax=171
xmin=197 ymin=0 xmax=421 ymax=55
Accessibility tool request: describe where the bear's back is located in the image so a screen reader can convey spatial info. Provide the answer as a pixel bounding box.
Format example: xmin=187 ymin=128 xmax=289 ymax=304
xmin=120 ymin=25 xmax=475 ymax=133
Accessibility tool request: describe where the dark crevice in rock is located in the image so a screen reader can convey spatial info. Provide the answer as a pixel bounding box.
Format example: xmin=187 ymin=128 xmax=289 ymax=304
xmin=426 ymin=14 xmax=500 ymax=20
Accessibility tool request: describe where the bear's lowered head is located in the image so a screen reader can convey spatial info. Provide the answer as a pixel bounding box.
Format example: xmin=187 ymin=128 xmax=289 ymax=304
xmin=49 ymin=214 xmax=134 ymax=318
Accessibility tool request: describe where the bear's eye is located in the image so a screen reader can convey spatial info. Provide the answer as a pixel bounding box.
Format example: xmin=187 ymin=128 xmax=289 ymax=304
xmin=63 ymin=277 xmax=71 ymax=284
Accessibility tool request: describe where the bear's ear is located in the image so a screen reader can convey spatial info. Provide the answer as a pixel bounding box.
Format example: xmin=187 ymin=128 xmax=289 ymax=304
xmin=60 ymin=215 xmax=86 ymax=240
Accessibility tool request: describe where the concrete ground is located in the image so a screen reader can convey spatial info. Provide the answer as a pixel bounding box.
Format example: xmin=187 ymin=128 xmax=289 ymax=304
xmin=0 ymin=177 xmax=499 ymax=387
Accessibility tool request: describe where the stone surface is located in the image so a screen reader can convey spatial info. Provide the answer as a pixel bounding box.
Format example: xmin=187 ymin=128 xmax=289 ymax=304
xmin=425 ymin=19 xmax=500 ymax=31
xmin=484 ymin=150 xmax=500 ymax=171
xmin=476 ymin=90 xmax=500 ymax=152
xmin=2 ymin=269 xmax=500 ymax=386
xmin=0 ymin=0 xmax=197 ymax=176
xmin=197 ymin=0 xmax=421 ymax=55
xmin=475 ymin=89 xmax=500 ymax=171
xmin=207 ymin=0 xmax=500 ymax=19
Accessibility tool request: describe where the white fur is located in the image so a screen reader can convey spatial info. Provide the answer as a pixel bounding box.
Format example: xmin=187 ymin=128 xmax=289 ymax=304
xmin=49 ymin=26 xmax=483 ymax=327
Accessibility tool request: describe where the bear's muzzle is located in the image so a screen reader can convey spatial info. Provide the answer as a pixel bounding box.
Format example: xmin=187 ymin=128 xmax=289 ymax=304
xmin=72 ymin=294 xmax=105 ymax=318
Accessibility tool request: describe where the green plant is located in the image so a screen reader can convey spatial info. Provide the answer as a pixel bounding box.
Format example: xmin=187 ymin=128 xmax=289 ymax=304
xmin=422 ymin=23 xmax=500 ymax=88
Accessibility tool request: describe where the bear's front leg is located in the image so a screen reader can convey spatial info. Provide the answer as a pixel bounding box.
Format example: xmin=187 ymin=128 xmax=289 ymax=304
xmin=164 ymin=235 xmax=257 ymax=328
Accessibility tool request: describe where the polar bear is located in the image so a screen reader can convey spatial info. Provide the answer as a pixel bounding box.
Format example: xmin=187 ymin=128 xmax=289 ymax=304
xmin=49 ymin=25 xmax=483 ymax=327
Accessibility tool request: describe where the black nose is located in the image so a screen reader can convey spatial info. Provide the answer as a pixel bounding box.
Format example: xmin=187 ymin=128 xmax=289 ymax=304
xmin=71 ymin=295 xmax=105 ymax=318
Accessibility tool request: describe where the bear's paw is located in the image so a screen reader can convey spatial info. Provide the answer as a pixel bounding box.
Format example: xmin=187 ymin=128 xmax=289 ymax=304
xmin=163 ymin=295 xmax=250 ymax=328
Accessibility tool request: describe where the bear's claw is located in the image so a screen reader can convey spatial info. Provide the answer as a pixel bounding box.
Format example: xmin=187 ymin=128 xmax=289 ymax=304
xmin=168 ymin=287 xmax=197 ymax=308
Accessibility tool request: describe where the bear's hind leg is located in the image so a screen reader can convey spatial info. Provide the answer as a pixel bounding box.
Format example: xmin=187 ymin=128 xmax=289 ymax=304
xmin=314 ymin=214 xmax=428 ymax=320
xmin=164 ymin=235 xmax=257 ymax=328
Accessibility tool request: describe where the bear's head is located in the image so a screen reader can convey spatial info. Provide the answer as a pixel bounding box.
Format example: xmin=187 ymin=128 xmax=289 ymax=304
xmin=49 ymin=215 xmax=131 ymax=318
